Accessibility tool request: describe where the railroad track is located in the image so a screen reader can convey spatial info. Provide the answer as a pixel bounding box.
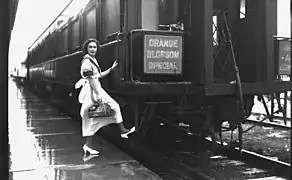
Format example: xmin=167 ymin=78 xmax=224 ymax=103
xmin=158 ymin=119 xmax=290 ymax=179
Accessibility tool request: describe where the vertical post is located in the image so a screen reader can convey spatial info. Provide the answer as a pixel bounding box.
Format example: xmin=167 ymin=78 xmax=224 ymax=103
xmin=96 ymin=0 xmax=102 ymax=40
xmin=283 ymin=91 xmax=287 ymax=125
xmin=238 ymin=123 xmax=243 ymax=153
xmin=0 ymin=0 xmax=9 ymax=177
xmin=228 ymin=0 xmax=240 ymax=26
xmin=271 ymin=93 xmax=275 ymax=120
xmin=205 ymin=105 xmax=216 ymax=150
xmin=191 ymin=0 xmax=213 ymax=90
xmin=246 ymin=0 xmax=277 ymax=82
xmin=124 ymin=0 xmax=139 ymax=81
xmin=125 ymin=0 xmax=140 ymax=31
xmin=264 ymin=0 xmax=277 ymax=82
xmin=290 ymin=76 xmax=292 ymax=156
xmin=290 ymin=0 xmax=292 ymax=164
xmin=133 ymin=103 xmax=140 ymax=132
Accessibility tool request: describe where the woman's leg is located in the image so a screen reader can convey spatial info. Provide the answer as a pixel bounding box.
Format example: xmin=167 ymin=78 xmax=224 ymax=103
xmin=110 ymin=100 xmax=135 ymax=136
xmin=117 ymin=122 xmax=131 ymax=133
xmin=85 ymin=136 xmax=93 ymax=148
xmin=83 ymin=136 xmax=99 ymax=154
xmin=99 ymin=88 xmax=135 ymax=137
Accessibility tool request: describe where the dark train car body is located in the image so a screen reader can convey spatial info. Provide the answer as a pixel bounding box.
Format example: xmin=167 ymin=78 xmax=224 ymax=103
xmin=26 ymin=0 xmax=291 ymax=147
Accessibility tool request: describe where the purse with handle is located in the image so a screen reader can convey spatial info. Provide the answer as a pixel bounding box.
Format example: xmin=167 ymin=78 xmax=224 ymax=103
xmin=88 ymin=99 xmax=113 ymax=118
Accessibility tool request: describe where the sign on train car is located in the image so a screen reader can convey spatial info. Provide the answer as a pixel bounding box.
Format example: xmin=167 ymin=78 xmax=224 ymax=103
xmin=144 ymin=35 xmax=182 ymax=74
xmin=278 ymin=39 xmax=290 ymax=75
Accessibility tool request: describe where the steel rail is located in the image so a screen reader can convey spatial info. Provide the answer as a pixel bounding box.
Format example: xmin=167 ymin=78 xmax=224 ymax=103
xmin=215 ymin=142 xmax=290 ymax=179
xmin=251 ymin=112 xmax=291 ymax=122
xmin=245 ymin=118 xmax=290 ymax=130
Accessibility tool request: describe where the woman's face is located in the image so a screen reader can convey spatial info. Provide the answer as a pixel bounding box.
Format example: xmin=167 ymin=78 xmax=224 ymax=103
xmin=87 ymin=42 xmax=98 ymax=56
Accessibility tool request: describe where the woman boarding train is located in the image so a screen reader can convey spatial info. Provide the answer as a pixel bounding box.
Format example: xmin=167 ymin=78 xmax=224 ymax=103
xmin=75 ymin=38 xmax=135 ymax=155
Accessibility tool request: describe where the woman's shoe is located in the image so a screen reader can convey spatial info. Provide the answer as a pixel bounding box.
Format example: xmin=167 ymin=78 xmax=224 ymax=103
xmin=83 ymin=144 xmax=99 ymax=155
xmin=121 ymin=127 xmax=135 ymax=138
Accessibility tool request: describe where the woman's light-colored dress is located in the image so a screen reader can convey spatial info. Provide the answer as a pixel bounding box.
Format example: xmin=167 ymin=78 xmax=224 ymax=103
xmin=75 ymin=54 xmax=123 ymax=137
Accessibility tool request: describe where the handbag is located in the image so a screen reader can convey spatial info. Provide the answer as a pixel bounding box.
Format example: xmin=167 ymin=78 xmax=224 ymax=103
xmin=88 ymin=86 xmax=113 ymax=118
xmin=88 ymin=99 xmax=113 ymax=118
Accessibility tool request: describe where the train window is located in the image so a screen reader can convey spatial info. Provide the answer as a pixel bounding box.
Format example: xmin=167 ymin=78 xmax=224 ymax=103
xmin=63 ymin=27 xmax=69 ymax=52
xmin=72 ymin=19 xmax=80 ymax=49
xmin=240 ymin=0 xmax=246 ymax=19
xmin=101 ymin=0 xmax=120 ymax=38
xmin=213 ymin=16 xmax=218 ymax=46
xmin=141 ymin=0 xmax=179 ymax=30
xmin=85 ymin=8 xmax=96 ymax=39
xmin=56 ymin=33 xmax=63 ymax=55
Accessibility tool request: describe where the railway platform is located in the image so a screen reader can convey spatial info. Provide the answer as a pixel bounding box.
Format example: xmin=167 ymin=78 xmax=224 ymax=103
xmin=8 ymin=80 xmax=161 ymax=180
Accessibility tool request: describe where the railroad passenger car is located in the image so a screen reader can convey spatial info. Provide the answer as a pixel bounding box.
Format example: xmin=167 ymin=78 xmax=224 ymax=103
xmin=26 ymin=0 xmax=291 ymax=150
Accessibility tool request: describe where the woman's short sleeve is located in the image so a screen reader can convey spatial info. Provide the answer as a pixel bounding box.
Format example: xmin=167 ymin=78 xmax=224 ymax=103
xmin=81 ymin=59 xmax=93 ymax=71
xmin=81 ymin=58 xmax=94 ymax=77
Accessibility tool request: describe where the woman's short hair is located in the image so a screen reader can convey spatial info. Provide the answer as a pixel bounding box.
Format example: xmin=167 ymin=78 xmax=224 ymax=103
xmin=82 ymin=38 xmax=100 ymax=54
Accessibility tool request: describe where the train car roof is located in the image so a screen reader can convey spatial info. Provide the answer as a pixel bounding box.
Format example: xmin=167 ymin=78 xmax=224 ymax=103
xmin=27 ymin=0 xmax=89 ymax=52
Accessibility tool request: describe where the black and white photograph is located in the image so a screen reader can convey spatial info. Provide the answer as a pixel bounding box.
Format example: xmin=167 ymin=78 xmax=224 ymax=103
xmin=1 ymin=0 xmax=291 ymax=179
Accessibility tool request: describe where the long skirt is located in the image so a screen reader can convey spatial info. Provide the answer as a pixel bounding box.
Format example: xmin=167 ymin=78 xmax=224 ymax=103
xmin=78 ymin=79 xmax=123 ymax=137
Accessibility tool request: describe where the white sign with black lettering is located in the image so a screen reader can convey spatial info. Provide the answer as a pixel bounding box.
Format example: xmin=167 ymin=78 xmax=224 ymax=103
xmin=144 ymin=35 xmax=182 ymax=74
